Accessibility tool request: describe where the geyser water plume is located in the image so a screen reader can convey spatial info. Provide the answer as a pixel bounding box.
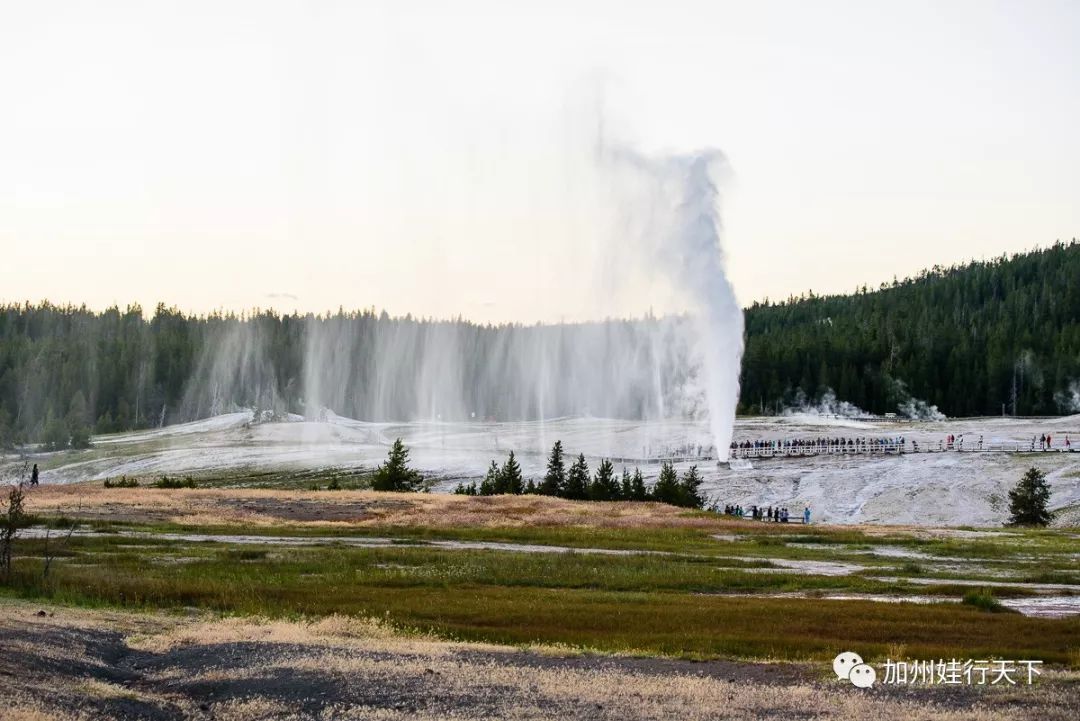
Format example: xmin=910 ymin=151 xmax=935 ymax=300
xmin=172 ymin=126 xmax=744 ymax=461
xmin=298 ymin=314 xmax=698 ymax=426
xmin=181 ymin=314 xmax=286 ymax=421
xmin=597 ymin=145 xmax=745 ymax=460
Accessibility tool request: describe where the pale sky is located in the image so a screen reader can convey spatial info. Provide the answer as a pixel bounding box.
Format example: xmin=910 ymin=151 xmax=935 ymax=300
xmin=2 ymin=1 xmax=1078 ymax=322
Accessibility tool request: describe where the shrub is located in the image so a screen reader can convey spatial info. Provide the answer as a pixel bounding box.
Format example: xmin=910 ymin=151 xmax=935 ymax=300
xmin=104 ymin=476 xmax=139 ymax=488
xmin=899 ymin=561 xmax=924 ymax=575
xmin=69 ymin=425 xmax=92 ymax=449
xmin=154 ymin=475 xmax=196 ymax=489
xmin=1 ymin=477 xmax=27 ymax=581
xmin=961 ymin=589 xmax=1013 ymax=613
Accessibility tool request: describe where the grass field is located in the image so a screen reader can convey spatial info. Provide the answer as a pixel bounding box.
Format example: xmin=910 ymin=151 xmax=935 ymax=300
xmin=5 ymin=482 xmax=1080 ymax=668
xmin=7 ymin=538 xmax=1080 ymax=664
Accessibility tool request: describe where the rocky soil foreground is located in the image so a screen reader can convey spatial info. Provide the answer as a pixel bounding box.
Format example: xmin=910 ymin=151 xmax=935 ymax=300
xmin=2 ymin=601 xmax=1077 ymax=721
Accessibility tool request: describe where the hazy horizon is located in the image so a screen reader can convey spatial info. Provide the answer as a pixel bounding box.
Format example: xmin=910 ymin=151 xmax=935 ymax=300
xmin=1 ymin=240 xmax=1071 ymax=323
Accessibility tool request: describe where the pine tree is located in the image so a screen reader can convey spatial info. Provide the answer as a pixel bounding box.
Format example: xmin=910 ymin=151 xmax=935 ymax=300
xmin=1007 ymin=467 xmax=1053 ymax=526
xmin=0 ymin=409 xmax=14 ymax=450
xmin=453 ymin=481 xmax=478 ymax=496
xmin=524 ymin=478 xmax=537 ymax=494
xmin=538 ymin=440 xmax=566 ymax=496
xmin=479 ymin=460 xmax=500 ymax=496
xmin=563 ymin=453 xmax=590 ymax=500
xmin=678 ymin=465 xmax=706 ymax=509
xmin=42 ymin=416 xmax=70 ymax=452
xmin=67 ymin=391 xmax=89 ymax=427
xmin=651 ymin=462 xmax=680 ymax=505
xmin=590 ymin=458 xmax=619 ymax=500
xmin=371 ymin=438 xmax=425 ymax=492
xmin=630 ymin=468 xmax=647 ymax=501
xmin=70 ymin=424 xmax=92 ymax=450
xmin=500 ymin=450 xmax=524 ymax=494
xmin=619 ymin=468 xmax=633 ymax=500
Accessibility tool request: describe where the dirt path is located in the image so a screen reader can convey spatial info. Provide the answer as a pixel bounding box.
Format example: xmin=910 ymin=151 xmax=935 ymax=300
xmin=2 ymin=601 xmax=1077 ymax=721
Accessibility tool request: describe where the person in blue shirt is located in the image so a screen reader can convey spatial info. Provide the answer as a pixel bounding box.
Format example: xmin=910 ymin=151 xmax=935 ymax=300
xmin=803 ymin=506 xmax=811 ymax=524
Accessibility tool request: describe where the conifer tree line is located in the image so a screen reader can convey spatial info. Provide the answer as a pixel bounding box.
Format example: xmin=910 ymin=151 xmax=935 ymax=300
xmin=740 ymin=240 xmax=1080 ymax=416
xmin=1 ymin=241 xmax=1079 ymax=448
xmin=454 ymin=440 xmax=707 ymax=509
xmin=0 ymin=303 xmax=693 ymax=448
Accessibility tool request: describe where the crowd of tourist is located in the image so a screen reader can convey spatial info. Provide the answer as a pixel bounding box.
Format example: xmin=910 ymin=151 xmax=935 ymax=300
xmin=729 ymin=432 xmax=1075 ymax=457
xmin=730 ymin=436 xmax=905 ymax=457
xmin=1032 ymin=433 xmax=1072 ymax=451
xmin=721 ymin=504 xmax=811 ymax=524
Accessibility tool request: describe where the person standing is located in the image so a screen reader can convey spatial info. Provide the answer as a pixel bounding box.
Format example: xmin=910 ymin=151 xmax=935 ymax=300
xmin=803 ymin=506 xmax=811 ymax=525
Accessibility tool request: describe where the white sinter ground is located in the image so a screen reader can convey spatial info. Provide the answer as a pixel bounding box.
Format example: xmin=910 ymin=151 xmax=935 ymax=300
xmin=6 ymin=411 xmax=1080 ymax=527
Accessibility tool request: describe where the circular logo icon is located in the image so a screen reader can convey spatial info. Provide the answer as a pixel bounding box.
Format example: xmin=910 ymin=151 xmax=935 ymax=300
xmin=833 ymin=651 xmax=864 ymax=680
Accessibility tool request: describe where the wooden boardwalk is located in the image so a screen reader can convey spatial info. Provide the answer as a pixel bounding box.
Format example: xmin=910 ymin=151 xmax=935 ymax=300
xmin=606 ymin=443 xmax=1076 ymax=464
xmin=730 ymin=443 xmax=1076 ymax=460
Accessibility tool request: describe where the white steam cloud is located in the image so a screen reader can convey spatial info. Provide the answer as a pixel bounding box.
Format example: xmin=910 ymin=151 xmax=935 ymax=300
xmin=889 ymin=378 xmax=946 ymax=421
xmin=784 ymin=388 xmax=874 ymax=420
xmin=1055 ymin=381 xmax=1080 ymax=414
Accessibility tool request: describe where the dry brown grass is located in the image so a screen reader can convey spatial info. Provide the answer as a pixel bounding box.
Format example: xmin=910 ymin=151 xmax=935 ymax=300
xmin=26 ymin=482 xmax=749 ymax=531
xmin=2 ymin=707 xmax=81 ymax=721
xmin=126 ymin=613 xmax=457 ymax=656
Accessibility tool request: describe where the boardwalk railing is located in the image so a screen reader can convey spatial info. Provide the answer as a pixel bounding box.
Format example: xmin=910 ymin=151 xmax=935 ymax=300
xmin=600 ymin=442 xmax=1076 ymax=465
xmin=729 ymin=442 xmax=1076 ymax=459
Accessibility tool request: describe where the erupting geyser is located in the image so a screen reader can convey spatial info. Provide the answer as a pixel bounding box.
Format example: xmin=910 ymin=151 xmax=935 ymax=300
xmin=673 ymin=153 xmax=745 ymax=461
xmin=599 ymin=145 xmax=744 ymax=460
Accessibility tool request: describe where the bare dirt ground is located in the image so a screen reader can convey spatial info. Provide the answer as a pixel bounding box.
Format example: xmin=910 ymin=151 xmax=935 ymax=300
xmin=3 ymin=600 xmax=1078 ymax=721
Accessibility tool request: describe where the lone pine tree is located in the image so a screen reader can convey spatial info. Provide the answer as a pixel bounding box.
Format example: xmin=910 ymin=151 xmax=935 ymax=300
xmin=371 ymin=438 xmax=425 ymax=492
xmin=1007 ymin=467 xmax=1052 ymax=526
